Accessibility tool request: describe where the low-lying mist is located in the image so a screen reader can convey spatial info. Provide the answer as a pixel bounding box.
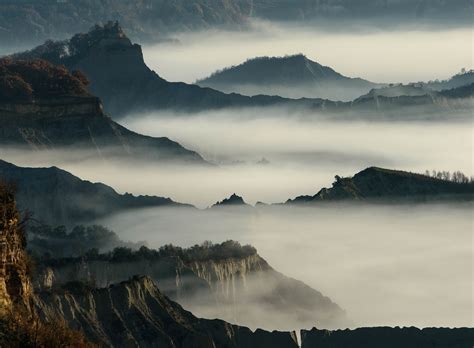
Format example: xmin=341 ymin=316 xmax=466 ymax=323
xmin=142 ymin=21 xmax=473 ymax=84
xmin=3 ymin=111 xmax=472 ymax=208
xmin=96 ymin=203 xmax=473 ymax=329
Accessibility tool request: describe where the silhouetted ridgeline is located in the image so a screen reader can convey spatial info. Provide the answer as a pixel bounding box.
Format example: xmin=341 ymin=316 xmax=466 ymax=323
xmin=287 ymin=167 xmax=474 ymax=204
xmin=0 ymin=160 xmax=190 ymax=226
xmin=10 ymin=23 xmax=472 ymax=119
xmin=197 ymin=54 xmax=380 ymax=100
xmin=301 ymin=327 xmax=474 ymax=348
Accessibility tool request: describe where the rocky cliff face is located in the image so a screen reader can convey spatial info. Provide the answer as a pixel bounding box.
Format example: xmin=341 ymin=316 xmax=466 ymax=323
xmin=0 ymin=183 xmax=32 ymax=313
xmin=35 ymin=275 xmax=299 ymax=348
xmin=301 ymin=327 xmax=474 ymax=348
xmin=34 ymin=251 xmax=347 ymax=330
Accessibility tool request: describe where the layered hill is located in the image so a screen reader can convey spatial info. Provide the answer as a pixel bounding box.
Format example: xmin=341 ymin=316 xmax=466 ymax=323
xmin=286 ymin=167 xmax=474 ymax=204
xmin=34 ymin=241 xmax=347 ymax=331
xmin=10 ymin=23 xmax=472 ymax=119
xmin=197 ymin=54 xmax=380 ymax=100
xmin=301 ymin=327 xmax=474 ymax=348
xmin=0 ymin=58 xmax=206 ymax=163
xmin=0 ymin=160 xmax=189 ymax=225
xmin=10 ymin=22 xmax=318 ymax=117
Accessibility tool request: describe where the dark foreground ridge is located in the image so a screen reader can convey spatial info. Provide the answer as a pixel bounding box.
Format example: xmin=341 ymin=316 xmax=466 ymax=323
xmin=36 ymin=275 xmax=299 ymax=348
xmin=287 ymin=167 xmax=474 ymax=204
xmin=0 ymin=159 xmax=190 ymax=225
xmin=0 ymin=58 xmax=206 ymax=164
xmin=301 ymin=327 xmax=474 ymax=348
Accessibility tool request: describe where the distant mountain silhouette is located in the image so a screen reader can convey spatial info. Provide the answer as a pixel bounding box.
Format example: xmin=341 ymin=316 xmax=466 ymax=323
xmin=1 ymin=1 xmax=471 ymax=47
xmin=425 ymin=70 xmax=474 ymax=91
xmin=0 ymin=160 xmax=189 ymax=225
xmin=197 ymin=54 xmax=380 ymax=100
xmin=286 ymin=167 xmax=474 ymax=204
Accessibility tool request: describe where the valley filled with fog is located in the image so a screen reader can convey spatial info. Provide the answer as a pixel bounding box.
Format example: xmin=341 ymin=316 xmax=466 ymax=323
xmin=3 ymin=111 xmax=472 ymax=329
xmin=1 ymin=14 xmax=472 ymax=339
xmin=4 ymin=111 xmax=471 ymax=207
xmin=96 ymin=203 xmax=473 ymax=330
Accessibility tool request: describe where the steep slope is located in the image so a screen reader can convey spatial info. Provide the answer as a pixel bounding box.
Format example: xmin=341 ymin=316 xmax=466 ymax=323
xmin=197 ymin=54 xmax=379 ymax=100
xmin=287 ymin=167 xmax=474 ymax=204
xmin=0 ymin=182 xmax=32 ymax=313
xmin=33 ymin=242 xmax=347 ymax=330
xmin=11 ymin=22 xmax=318 ymax=117
xmin=0 ymin=58 xmax=206 ymax=163
xmin=35 ymin=276 xmax=299 ymax=348
xmin=301 ymin=327 xmax=474 ymax=348
xmin=0 ymin=160 xmax=189 ymax=225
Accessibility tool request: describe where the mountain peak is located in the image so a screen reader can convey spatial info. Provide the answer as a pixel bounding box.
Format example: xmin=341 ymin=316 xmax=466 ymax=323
xmin=197 ymin=53 xmax=377 ymax=100
xmin=212 ymin=193 xmax=248 ymax=207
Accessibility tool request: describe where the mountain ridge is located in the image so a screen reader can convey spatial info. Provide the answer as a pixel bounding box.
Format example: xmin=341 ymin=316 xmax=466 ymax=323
xmin=0 ymin=159 xmax=191 ymax=225
xmin=197 ymin=54 xmax=380 ymax=100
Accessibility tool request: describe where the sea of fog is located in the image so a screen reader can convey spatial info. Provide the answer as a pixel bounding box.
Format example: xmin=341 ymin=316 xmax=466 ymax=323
xmin=142 ymin=22 xmax=473 ymax=84
xmin=4 ymin=113 xmax=472 ymax=208
xmin=96 ymin=203 xmax=473 ymax=330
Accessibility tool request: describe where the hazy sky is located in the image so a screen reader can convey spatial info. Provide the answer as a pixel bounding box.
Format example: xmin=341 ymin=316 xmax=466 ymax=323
xmin=143 ymin=22 xmax=473 ymax=84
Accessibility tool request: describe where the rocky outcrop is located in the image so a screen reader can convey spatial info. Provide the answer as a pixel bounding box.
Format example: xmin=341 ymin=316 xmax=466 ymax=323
xmin=301 ymin=327 xmax=474 ymax=348
xmin=33 ymin=248 xmax=347 ymax=330
xmin=0 ymin=160 xmax=190 ymax=225
xmin=0 ymin=183 xmax=32 ymax=313
xmin=287 ymin=167 xmax=474 ymax=204
xmin=212 ymin=193 xmax=250 ymax=207
xmin=35 ymin=275 xmax=299 ymax=348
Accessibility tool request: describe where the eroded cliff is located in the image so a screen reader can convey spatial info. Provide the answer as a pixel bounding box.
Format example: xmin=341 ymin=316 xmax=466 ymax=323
xmin=0 ymin=183 xmax=31 ymax=313
xmin=35 ymin=275 xmax=299 ymax=348
xmin=34 ymin=245 xmax=347 ymax=330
